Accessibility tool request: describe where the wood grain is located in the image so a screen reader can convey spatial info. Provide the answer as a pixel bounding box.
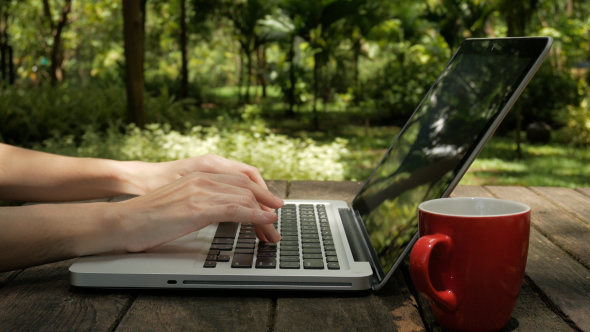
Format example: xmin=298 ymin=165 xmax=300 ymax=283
xmin=0 ymin=260 xmax=132 ymax=332
xmin=576 ymin=188 xmax=590 ymax=198
xmin=486 ymin=186 xmax=590 ymax=270
xmin=0 ymin=270 xmax=21 ymax=288
xmin=531 ymin=187 xmax=590 ymax=226
xmin=287 ymin=180 xmax=363 ymax=205
xmin=115 ymin=292 xmax=274 ymax=332
xmin=267 ymin=180 xmax=288 ymax=199
xmin=525 ymin=228 xmax=590 ymax=331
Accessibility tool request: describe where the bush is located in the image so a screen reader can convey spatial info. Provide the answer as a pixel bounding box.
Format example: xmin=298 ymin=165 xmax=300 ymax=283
xmin=554 ymin=96 xmax=590 ymax=146
xmin=0 ymin=85 xmax=198 ymax=146
xmin=33 ymin=123 xmax=349 ymax=181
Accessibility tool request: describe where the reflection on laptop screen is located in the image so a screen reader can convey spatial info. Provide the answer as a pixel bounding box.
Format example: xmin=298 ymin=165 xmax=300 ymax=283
xmin=352 ymin=38 xmax=549 ymax=278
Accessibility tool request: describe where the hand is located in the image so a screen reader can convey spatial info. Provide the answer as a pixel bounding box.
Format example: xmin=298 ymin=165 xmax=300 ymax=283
xmin=113 ymin=171 xmax=283 ymax=253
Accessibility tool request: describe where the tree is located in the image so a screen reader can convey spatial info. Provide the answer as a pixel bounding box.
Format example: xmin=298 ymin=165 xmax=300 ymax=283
xmin=179 ymin=0 xmax=188 ymax=98
xmin=42 ymin=0 xmax=72 ymax=84
xmin=0 ymin=0 xmax=14 ymax=86
xmin=123 ymin=0 xmax=145 ymax=128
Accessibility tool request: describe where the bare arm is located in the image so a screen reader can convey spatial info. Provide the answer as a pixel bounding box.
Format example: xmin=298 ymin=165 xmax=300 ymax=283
xmin=0 ymin=145 xmax=283 ymax=272
xmin=0 ymin=143 xmax=146 ymax=201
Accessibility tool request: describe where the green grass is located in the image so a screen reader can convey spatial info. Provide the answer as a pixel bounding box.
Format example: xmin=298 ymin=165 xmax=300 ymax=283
xmin=341 ymin=129 xmax=590 ymax=188
xmin=459 ymin=138 xmax=590 ymax=188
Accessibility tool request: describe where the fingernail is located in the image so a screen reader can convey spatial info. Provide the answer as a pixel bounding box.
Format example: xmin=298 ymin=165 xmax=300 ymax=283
xmin=275 ymin=196 xmax=284 ymax=206
xmin=263 ymin=211 xmax=277 ymax=222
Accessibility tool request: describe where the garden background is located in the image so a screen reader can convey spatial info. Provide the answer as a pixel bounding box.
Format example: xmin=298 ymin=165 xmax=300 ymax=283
xmin=0 ymin=0 xmax=589 ymax=187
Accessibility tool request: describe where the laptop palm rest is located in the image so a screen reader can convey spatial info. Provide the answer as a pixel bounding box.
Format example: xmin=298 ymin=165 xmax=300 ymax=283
xmin=339 ymin=209 xmax=370 ymax=262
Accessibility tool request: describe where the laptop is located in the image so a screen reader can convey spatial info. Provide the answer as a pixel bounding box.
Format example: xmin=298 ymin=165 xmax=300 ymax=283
xmin=70 ymin=37 xmax=552 ymax=291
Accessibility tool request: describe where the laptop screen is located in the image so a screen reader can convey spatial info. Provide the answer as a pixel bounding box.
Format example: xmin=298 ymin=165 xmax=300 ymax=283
xmin=351 ymin=38 xmax=550 ymax=279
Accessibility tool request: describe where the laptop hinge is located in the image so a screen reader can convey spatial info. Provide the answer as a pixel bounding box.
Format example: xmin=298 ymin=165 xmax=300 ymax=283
xmin=339 ymin=208 xmax=384 ymax=284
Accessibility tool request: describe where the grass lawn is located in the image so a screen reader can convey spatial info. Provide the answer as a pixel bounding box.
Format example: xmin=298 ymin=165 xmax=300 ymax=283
xmin=338 ymin=126 xmax=590 ymax=188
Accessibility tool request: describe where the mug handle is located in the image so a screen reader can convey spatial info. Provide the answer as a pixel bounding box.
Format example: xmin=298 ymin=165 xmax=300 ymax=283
xmin=409 ymin=234 xmax=457 ymax=312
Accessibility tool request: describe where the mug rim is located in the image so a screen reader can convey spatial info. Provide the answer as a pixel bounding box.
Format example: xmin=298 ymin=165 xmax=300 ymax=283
xmin=419 ymin=197 xmax=531 ymax=217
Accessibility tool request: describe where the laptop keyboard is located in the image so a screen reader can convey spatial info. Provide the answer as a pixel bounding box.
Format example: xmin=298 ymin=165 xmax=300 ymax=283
xmin=203 ymin=204 xmax=340 ymax=270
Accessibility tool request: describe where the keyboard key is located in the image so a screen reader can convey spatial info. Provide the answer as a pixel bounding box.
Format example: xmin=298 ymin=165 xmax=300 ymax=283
xmin=206 ymin=254 xmax=217 ymax=261
xmin=258 ymin=246 xmax=277 ymax=252
xmin=214 ymin=222 xmax=239 ymax=238
xmin=236 ymin=243 xmax=255 ymax=249
xmin=328 ymin=262 xmax=340 ymax=270
xmin=323 ymin=240 xmax=334 ymax=245
xmin=210 ymin=244 xmax=232 ymax=251
xmin=303 ymin=253 xmax=322 ymax=259
xmin=327 ymin=256 xmax=339 ymax=262
xmin=280 ymin=241 xmax=298 ymax=246
xmin=208 ymin=249 xmax=220 ymax=255
xmin=322 ymin=235 xmax=333 ymax=240
xmin=213 ymin=238 xmax=234 ymax=244
xmin=238 ymin=234 xmax=256 ymax=239
xmin=218 ymin=254 xmax=230 ymax=262
xmin=255 ymin=257 xmax=276 ymax=268
xmin=259 ymin=242 xmax=277 ymax=247
xmin=324 ymin=245 xmax=335 ymax=251
xmin=301 ymin=229 xmax=318 ymax=234
xmin=237 ymin=239 xmax=256 ymax=244
xmin=256 ymin=251 xmax=276 ymax=257
xmin=303 ymin=259 xmax=324 ymax=269
xmin=231 ymin=254 xmax=254 ymax=268
xmin=235 ymin=249 xmax=254 ymax=254
xmin=280 ymin=250 xmax=300 ymax=256
xmin=281 ymin=231 xmax=298 ymax=236
xmin=280 ymin=256 xmax=299 ymax=262
xmin=239 ymin=229 xmax=255 ymax=234
xmin=280 ymin=245 xmax=299 ymax=251
xmin=301 ymin=238 xmax=320 ymax=243
xmin=204 ymin=261 xmax=216 ymax=268
xmin=303 ymin=248 xmax=322 ymax=254
xmin=301 ymin=234 xmax=319 ymax=239
xmin=280 ymin=261 xmax=300 ymax=269
xmin=302 ymin=243 xmax=321 ymax=248
xmin=325 ymin=251 xmax=337 ymax=256
xmin=281 ymin=236 xmax=298 ymax=241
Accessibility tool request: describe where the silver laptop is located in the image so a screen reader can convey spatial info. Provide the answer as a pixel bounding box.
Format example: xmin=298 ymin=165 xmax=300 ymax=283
xmin=70 ymin=37 xmax=552 ymax=291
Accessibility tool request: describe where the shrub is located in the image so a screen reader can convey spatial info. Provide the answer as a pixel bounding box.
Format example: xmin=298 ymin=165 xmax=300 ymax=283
xmin=33 ymin=123 xmax=349 ymax=181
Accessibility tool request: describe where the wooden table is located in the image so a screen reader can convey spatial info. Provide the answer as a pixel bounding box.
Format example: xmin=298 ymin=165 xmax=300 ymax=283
xmin=1 ymin=183 xmax=589 ymax=332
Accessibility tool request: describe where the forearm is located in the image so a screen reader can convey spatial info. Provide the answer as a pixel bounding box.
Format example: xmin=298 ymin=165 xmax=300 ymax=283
xmin=0 ymin=143 xmax=148 ymax=201
xmin=0 ymin=202 xmax=123 ymax=272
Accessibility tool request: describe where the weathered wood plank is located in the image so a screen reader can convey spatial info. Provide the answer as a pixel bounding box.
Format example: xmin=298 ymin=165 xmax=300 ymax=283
xmin=576 ymin=188 xmax=590 ymax=198
xmin=0 ymin=260 xmax=132 ymax=332
xmin=411 ymin=277 xmax=572 ymax=332
xmin=116 ymin=293 xmax=274 ymax=332
xmin=277 ymin=180 xmax=425 ymax=332
xmin=531 ymin=187 xmax=590 ymax=226
xmin=525 ymin=228 xmax=590 ymax=331
xmin=487 ymin=186 xmax=590 ymax=270
xmin=287 ymin=180 xmax=364 ymax=205
xmin=113 ymin=181 xmax=291 ymax=332
xmin=267 ymin=180 xmax=288 ymax=199
xmin=415 ymin=186 xmax=572 ymax=332
xmin=0 ymin=270 xmax=21 ymax=288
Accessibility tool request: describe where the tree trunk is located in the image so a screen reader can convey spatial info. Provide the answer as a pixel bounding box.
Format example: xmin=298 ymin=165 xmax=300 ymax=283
xmin=180 ymin=0 xmax=189 ymax=99
xmin=123 ymin=0 xmax=145 ymax=128
xmin=257 ymin=45 xmax=266 ymax=98
xmin=42 ymin=0 xmax=72 ymax=85
xmin=245 ymin=49 xmax=252 ymax=104
xmin=312 ymin=52 xmax=320 ymax=130
xmin=286 ymin=33 xmax=296 ymax=117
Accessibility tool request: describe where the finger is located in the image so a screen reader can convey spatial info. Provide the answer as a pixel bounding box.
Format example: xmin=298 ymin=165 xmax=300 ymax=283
xmin=254 ymin=225 xmax=269 ymax=243
xmin=205 ymin=173 xmax=283 ymax=210
xmin=198 ymin=154 xmax=269 ymax=190
xmin=200 ymin=203 xmax=278 ymax=226
xmin=256 ymin=223 xmax=281 ymax=243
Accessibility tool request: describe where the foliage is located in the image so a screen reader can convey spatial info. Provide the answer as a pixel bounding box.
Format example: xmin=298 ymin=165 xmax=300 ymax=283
xmin=33 ymin=122 xmax=349 ymax=181
xmin=554 ymin=95 xmax=590 ymax=146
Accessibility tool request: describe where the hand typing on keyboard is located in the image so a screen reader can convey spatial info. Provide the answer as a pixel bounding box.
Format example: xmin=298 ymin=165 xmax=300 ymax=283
xmin=0 ymin=145 xmax=283 ymax=272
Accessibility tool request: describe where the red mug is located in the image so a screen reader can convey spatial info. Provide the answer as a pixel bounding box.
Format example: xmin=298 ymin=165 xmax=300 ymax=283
xmin=410 ymin=197 xmax=531 ymax=332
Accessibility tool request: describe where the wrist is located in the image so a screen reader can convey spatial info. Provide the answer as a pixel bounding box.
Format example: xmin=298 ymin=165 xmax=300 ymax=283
xmin=70 ymin=202 xmax=126 ymax=256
